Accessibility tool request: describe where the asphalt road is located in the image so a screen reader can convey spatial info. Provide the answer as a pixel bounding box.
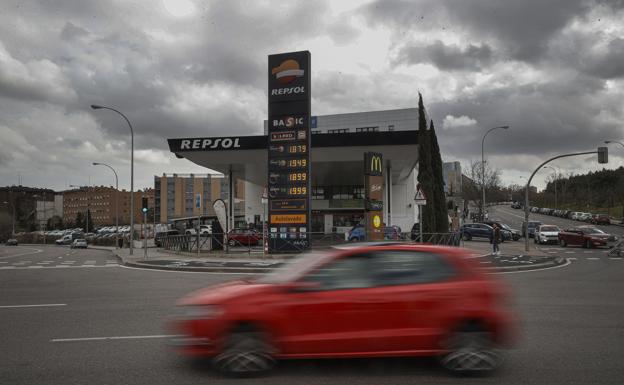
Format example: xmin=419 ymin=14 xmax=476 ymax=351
xmin=1 ymin=244 xmax=623 ymax=384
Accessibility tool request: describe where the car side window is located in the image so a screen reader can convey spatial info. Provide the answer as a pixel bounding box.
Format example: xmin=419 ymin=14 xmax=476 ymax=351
xmin=370 ymin=251 xmax=456 ymax=286
xmin=301 ymin=253 xmax=372 ymax=291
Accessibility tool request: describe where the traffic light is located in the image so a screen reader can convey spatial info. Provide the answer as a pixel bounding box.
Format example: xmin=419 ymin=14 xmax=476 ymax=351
xmin=598 ymin=146 xmax=608 ymax=164
xmin=141 ymin=197 xmax=148 ymax=214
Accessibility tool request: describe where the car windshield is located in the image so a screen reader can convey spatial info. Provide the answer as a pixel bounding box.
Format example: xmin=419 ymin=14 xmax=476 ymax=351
xmin=499 ymin=223 xmax=511 ymax=230
xmin=540 ymin=226 xmax=559 ymax=231
xmin=256 ymin=252 xmax=335 ymax=284
xmin=583 ymin=228 xmax=605 ymax=234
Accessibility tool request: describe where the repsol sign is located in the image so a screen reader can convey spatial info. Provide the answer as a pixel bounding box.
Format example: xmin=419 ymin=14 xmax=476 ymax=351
xmin=179 ymin=138 xmax=241 ymax=150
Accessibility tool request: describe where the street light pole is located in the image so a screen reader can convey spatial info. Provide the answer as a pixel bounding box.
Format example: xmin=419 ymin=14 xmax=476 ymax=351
xmin=91 ymin=105 xmax=134 ymax=255
xmin=93 ymin=162 xmax=119 ymax=248
xmin=481 ymin=125 xmax=510 ymax=220
xmin=543 ymin=165 xmax=558 ymax=209
xmin=525 ymin=150 xmax=604 ymax=252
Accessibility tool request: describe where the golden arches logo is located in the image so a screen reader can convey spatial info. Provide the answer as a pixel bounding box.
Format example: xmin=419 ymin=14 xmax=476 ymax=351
xmin=370 ymin=155 xmax=382 ymax=174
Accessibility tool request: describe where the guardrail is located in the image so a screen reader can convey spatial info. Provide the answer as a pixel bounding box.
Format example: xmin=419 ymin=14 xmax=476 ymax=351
xmin=157 ymin=231 xmax=462 ymax=254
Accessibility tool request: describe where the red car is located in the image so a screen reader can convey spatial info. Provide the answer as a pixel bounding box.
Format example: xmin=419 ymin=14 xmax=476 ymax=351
xmin=227 ymin=228 xmax=262 ymax=246
xmin=558 ymin=226 xmax=617 ymax=248
xmin=170 ymin=244 xmax=516 ymax=376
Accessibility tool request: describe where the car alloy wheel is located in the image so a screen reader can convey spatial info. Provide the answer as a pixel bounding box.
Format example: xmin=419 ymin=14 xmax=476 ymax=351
xmin=213 ymin=331 xmax=275 ymax=376
xmin=440 ymin=326 xmax=501 ymax=374
xmin=228 ymin=239 xmax=236 ymax=247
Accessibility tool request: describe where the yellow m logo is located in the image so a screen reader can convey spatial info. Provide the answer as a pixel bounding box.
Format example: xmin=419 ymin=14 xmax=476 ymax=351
xmin=370 ymin=155 xmax=382 ymax=174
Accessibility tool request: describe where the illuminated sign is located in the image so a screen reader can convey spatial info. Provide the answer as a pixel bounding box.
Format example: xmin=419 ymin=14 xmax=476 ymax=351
xmin=270 ymin=214 xmax=307 ymax=224
xmin=373 ymin=215 xmax=381 ymax=228
xmin=268 ymin=51 xmax=311 ymax=253
xmin=364 ymin=152 xmax=383 ymax=176
xmin=270 ymin=199 xmax=307 ymax=211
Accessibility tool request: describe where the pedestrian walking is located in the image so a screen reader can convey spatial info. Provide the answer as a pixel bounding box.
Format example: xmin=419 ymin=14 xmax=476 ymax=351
xmin=491 ymin=223 xmax=501 ymax=255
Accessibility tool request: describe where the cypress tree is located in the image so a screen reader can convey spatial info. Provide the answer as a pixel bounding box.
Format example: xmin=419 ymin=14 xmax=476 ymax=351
xmin=429 ymin=119 xmax=449 ymax=232
xmin=417 ymin=93 xmax=436 ymax=232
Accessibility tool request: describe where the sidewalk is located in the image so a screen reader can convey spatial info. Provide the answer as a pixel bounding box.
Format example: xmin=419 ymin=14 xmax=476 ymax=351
xmin=93 ymin=240 xmax=564 ymax=273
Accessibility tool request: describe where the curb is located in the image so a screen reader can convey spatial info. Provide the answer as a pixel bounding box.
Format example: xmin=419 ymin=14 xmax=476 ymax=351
xmin=122 ymin=260 xmax=270 ymax=273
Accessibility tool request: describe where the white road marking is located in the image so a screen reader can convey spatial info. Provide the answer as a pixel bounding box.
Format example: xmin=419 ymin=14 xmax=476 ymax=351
xmin=0 ymin=265 xmax=117 ymax=270
xmin=568 ymin=257 xmax=577 ymax=260
xmin=0 ymin=261 xmax=7 ymax=264
xmin=0 ymin=303 xmax=66 ymax=309
xmin=583 ymin=251 xmax=593 ymax=254
xmin=609 ymin=257 xmax=622 ymax=260
xmin=116 ymin=264 xmax=251 ymax=275
xmin=51 ymin=334 xmax=180 ymax=343
xmin=565 ymin=251 xmax=575 ymax=254
xmin=84 ymin=260 xmax=97 ymax=265
xmin=0 ymin=248 xmax=43 ymax=260
xmin=492 ymin=259 xmax=572 ymax=274
xmin=63 ymin=260 xmax=75 ymax=263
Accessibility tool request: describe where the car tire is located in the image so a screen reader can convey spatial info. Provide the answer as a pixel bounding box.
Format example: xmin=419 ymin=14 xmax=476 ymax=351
xmin=440 ymin=323 xmax=502 ymax=374
xmin=585 ymin=240 xmax=592 ymax=249
xmin=213 ymin=330 xmax=275 ymax=377
xmin=228 ymin=239 xmax=236 ymax=247
xmin=462 ymin=233 xmax=472 ymax=241
xmin=560 ymin=239 xmax=566 ymax=247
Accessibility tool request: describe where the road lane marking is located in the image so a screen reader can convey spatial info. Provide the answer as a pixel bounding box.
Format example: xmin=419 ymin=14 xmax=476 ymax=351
xmin=0 ymin=248 xmax=43 ymax=260
xmin=565 ymin=251 xmax=575 ymax=254
xmin=51 ymin=334 xmax=180 ymax=343
xmin=587 ymin=257 xmax=599 ymax=260
xmin=609 ymin=257 xmax=622 ymax=260
xmin=0 ymin=303 xmax=66 ymax=309
xmin=567 ymin=257 xmax=577 ymax=260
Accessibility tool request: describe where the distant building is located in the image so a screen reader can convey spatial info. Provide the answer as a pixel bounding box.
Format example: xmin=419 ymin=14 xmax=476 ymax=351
xmin=62 ymin=186 xmax=153 ymax=228
xmin=0 ymin=186 xmax=55 ymax=233
xmin=443 ymin=161 xmax=462 ymax=196
xmin=153 ymin=174 xmax=246 ymax=227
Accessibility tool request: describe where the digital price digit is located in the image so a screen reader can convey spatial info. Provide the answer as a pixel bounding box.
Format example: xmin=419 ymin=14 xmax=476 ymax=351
xmin=288 ymin=172 xmax=307 ymax=181
xmin=288 ymin=186 xmax=307 ymax=195
xmin=288 ymin=144 xmax=307 ymax=154
xmin=287 ymin=159 xmax=307 ymax=168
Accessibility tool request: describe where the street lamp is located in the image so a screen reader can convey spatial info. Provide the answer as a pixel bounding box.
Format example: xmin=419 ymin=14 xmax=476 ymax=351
xmin=481 ymin=125 xmax=510 ymax=219
xmin=91 ymin=104 xmax=135 ymax=255
xmin=93 ymin=162 xmax=119 ymax=248
xmin=543 ymin=165 xmax=558 ymax=209
xmin=2 ymin=201 xmax=15 ymax=237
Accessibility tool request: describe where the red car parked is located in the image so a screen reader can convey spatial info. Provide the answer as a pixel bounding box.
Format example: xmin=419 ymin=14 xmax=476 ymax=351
xmin=227 ymin=228 xmax=262 ymax=246
xmin=558 ymin=226 xmax=617 ymax=248
xmin=170 ymin=244 xmax=516 ymax=376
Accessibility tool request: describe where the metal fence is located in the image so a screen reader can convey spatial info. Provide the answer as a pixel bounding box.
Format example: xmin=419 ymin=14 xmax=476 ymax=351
xmin=158 ymin=231 xmax=462 ymax=254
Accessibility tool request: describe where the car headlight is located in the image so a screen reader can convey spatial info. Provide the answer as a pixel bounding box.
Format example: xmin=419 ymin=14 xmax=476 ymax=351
xmin=178 ymin=305 xmax=224 ymax=319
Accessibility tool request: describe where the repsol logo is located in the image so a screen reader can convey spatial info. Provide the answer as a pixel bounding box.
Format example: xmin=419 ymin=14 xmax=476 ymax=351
xmin=180 ymin=138 xmax=241 ymax=150
xmin=270 ymin=86 xmax=305 ymax=96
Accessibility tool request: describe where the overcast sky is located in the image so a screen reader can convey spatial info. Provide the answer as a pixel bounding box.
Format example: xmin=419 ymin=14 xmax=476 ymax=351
xmin=1 ymin=0 xmax=623 ymax=192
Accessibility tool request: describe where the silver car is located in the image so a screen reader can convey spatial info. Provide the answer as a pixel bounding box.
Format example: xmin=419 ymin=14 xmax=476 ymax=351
xmin=535 ymin=225 xmax=560 ymax=244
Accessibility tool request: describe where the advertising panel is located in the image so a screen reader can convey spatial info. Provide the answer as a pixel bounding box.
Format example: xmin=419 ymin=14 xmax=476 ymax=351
xmin=268 ymin=51 xmax=311 ymax=252
xmin=364 ymin=152 xmax=384 ymax=241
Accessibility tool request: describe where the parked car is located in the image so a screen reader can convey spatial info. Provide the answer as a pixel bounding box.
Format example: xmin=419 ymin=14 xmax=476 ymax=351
xmin=460 ymin=223 xmax=498 ymax=241
xmin=482 ymin=221 xmax=520 ymax=241
xmin=510 ymin=202 xmax=521 ymax=209
xmin=6 ymin=239 xmax=18 ymax=246
xmin=55 ymin=232 xmax=84 ymax=245
xmin=591 ymin=213 xmax=610 ymax=225
xmin=578 ymin=212 xmax=592 ymax=222
xmin=558 ymin=226 xmax=617 ymax=248
xmin=70 ymin=239 xmax=88 ymax=249
xmin=185 ymin=225 xmax=213 ymax=235
xmin=169 ymin=244 xmax=517 ymax=376
xmin=348 ymin=224 xmax=404 ymax=242
xmin=534 ymin=225 xmax=561 ymax=244
xmin=521 ymin=221 xmax=542 ymax=238
xmin=227 ymin=228 xmax=262 ymax=246
xmin=155 ymin=229 xmax=180 ymax=247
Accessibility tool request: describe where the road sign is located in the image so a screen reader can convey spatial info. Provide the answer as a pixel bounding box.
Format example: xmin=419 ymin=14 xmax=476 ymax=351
xmin=414 ymin=185 xmax=426 ymax=205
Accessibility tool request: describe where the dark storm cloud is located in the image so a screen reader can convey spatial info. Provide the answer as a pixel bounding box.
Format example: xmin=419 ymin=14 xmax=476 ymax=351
xmin=395 ymin=40 xmax=493 ymax=71
xmin=361 ymin=0 xmax=590 ymax=61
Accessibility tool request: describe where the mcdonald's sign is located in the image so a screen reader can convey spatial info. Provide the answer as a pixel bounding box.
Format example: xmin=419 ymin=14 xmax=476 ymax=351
xmin=364 ymin=152 xmax=383 ymax=176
